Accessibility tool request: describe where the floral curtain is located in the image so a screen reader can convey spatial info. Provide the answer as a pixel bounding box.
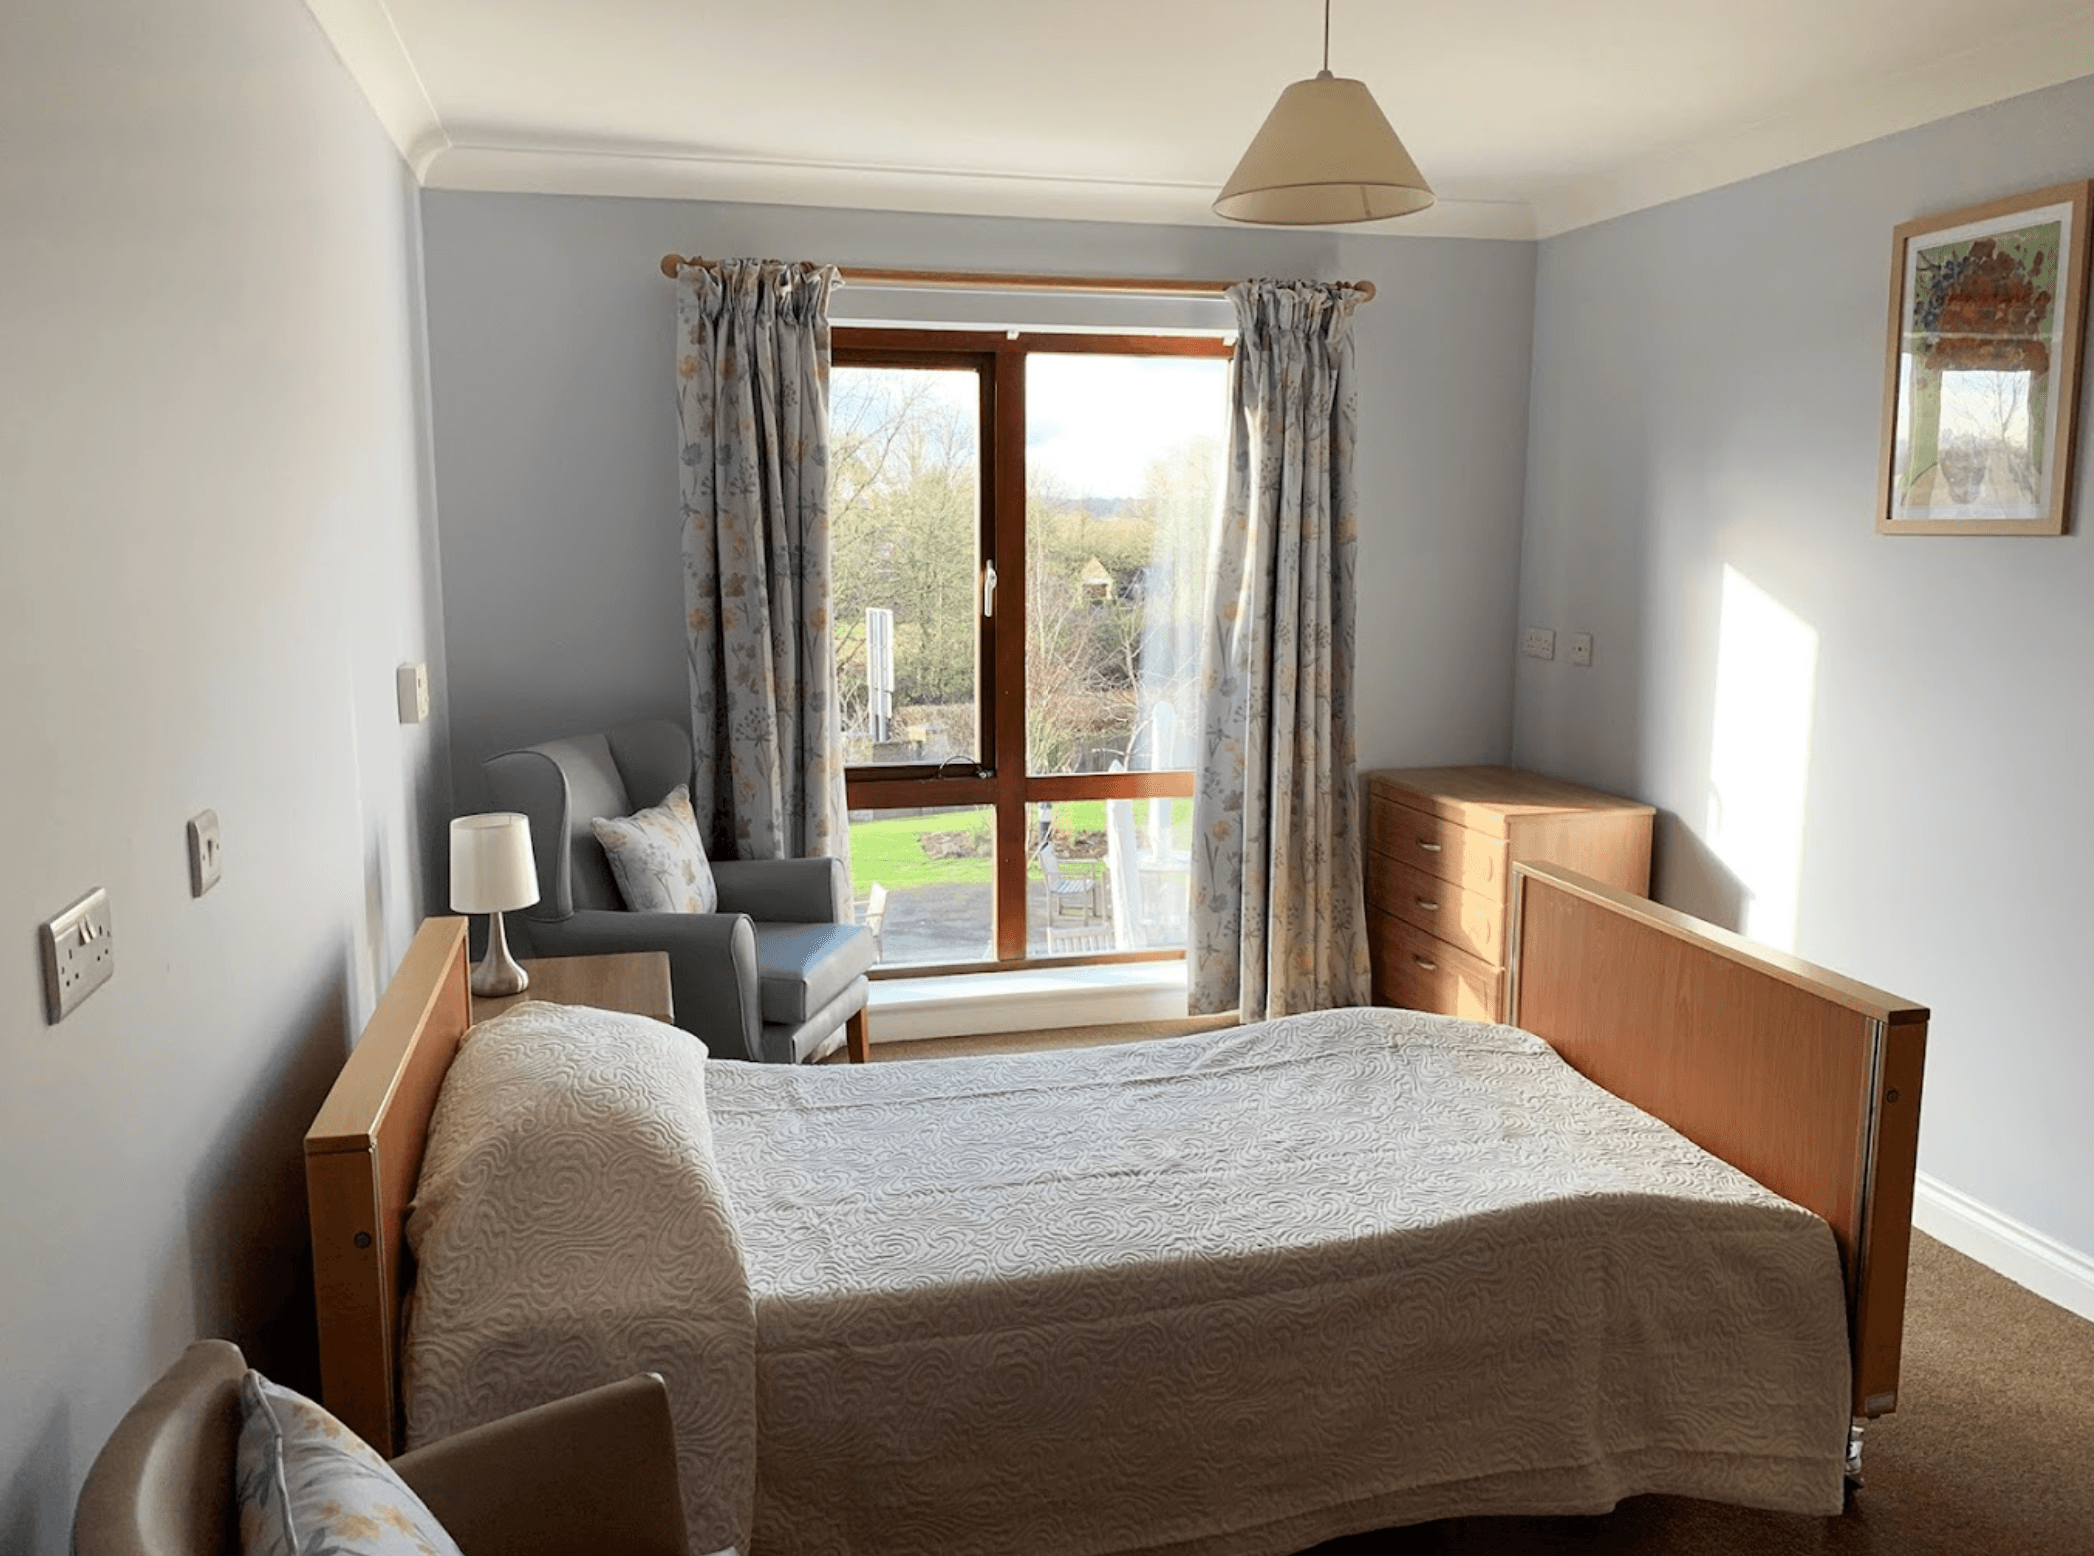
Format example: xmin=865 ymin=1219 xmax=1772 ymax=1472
xmin=1189 ymin=280 xmax=1372 ymax=1020
xmin=675 ymin=258 xmax=849 ymax=865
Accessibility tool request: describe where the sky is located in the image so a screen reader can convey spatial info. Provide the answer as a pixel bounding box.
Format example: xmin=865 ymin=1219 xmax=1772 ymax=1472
xmin=836 ymin=353 xmax=1228 ymax=502
xmin=1026 ymin=354 xmax=1229 ymax=500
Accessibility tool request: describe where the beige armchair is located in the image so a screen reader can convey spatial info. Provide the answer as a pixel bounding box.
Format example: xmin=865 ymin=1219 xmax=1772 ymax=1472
xmin=72 ymin=1339 xmax=690 ymax=1556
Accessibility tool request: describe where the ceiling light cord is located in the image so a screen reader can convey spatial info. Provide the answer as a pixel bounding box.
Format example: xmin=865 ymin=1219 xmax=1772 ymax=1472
xmin=1321 ymin=0 xmax=1331 ymax=76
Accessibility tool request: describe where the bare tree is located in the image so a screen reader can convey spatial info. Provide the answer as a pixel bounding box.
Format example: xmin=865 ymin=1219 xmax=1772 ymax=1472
xmin=831 ymin=370 xmax=980 ymax=756
xmin=831 ymin=367 xmax=1222 ymax=774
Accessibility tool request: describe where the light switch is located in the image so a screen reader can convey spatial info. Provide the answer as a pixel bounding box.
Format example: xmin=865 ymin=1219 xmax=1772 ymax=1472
xmin=397 ymin=662 xmax=430 ymax=724
xmin=39 ymin=888 xmax=115 ymax=1023
xmin=187 ymin=810 xmax=222 ymax=896
xmin=1569 ymin=632 xmax=1593 ymax=666
xmin=1522 ymin=626 xmax=1556 ymax=661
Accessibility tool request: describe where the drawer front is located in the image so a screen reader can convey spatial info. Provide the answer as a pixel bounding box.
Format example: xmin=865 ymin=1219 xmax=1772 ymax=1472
xmin=1368 ymin=795 xmax=1508 ymax=898
xmin=1370 ymin=855 xmax=1505 ymax=965
xmin=1368 ymin=909 xmax=1504 ymax=1022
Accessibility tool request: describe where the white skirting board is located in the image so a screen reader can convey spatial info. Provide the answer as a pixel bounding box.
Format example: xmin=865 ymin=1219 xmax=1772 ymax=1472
xmin=1912 ymin=1172 xmax=2094 ymax=1324
xmin=868 ymin=962 xmax=1189 ymax=1043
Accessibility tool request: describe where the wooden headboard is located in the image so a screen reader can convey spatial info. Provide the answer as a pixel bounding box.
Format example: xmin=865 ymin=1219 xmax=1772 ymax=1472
xmin=1509 ymin=864 xmax=1928 ymax=1419
xmin=303 ymin=916 xmax=472 ymax=1454
xmin=305 ymin=878 xmax=1927 ymax=1452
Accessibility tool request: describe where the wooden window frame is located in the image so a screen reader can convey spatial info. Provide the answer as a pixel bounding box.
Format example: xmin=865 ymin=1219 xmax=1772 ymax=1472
xmin=834 ymin=328 xmax=1230 ymax=973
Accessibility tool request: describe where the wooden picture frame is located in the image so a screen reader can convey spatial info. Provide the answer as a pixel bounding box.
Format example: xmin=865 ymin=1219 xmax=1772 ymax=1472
xmin=1877 ymin=180 xmax=2091 ymax=536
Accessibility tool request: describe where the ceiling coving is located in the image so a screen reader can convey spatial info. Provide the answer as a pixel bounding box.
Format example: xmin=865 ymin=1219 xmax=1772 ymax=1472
xmin=307 ymin=0 xmax=2094 ymax=239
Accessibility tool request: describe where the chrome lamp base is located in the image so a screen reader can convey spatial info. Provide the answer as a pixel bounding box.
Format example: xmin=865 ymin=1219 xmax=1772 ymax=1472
xmin=470 ymin=909 xmax=530 ymax=997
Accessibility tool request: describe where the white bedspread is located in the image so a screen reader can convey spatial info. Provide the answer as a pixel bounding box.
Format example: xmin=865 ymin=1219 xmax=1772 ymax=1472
xmin=406 ymin=1001 xmax=1851 ymax=1556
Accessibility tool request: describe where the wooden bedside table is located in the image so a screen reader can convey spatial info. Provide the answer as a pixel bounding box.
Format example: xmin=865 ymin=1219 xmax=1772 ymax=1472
xmin=470 ymin=951 xmax=675 ymax=1026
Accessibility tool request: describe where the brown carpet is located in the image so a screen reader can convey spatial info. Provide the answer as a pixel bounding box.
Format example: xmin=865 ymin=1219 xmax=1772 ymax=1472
xmin=869 ymin=1020 xmax=2094 ymax=1555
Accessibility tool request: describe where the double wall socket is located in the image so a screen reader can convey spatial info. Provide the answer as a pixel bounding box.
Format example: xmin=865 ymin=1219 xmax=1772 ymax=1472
xmin=40 ymin=887 xmax=114 ymax=1023
xmin=1524 ymin=627 xmax=1595 ymax=665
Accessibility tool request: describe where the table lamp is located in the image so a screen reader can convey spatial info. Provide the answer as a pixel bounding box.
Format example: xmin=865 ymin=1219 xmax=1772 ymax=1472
xmin=450 ymin=813 xmax=539 ymax=997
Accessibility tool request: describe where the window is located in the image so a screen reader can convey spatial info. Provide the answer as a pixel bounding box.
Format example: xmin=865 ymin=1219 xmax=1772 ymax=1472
xmin=831 ymin=330 xmax=1230 ymax=970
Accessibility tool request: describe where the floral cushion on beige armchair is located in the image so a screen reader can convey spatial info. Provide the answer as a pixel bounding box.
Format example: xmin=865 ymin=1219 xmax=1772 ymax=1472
xmin=235 ymin=1372 xmax=462 ymax=1556
xmin=591 ymin=783 xmax=720 ymax=915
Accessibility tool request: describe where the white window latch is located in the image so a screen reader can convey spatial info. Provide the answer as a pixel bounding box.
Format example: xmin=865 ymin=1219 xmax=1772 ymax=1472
xmin=983 ymin=559 xmax=997 ymax=618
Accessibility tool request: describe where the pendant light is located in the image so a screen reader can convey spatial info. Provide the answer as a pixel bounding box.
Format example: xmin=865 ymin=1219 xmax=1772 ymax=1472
xmin=1213 ymin=0 xmax=1435 ymax=225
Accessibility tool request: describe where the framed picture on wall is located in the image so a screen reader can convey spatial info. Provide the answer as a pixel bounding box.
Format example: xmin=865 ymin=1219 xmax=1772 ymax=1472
xmin=1877 ymin=179 xmax=2092 ymax=535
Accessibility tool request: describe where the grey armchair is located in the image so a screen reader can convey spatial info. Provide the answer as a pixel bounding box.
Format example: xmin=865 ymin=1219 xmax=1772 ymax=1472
xmin=482 ymin=720 xmax=873 ymax=1064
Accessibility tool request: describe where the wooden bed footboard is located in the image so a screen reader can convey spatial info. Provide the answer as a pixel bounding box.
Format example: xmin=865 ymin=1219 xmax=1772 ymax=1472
xmin=1508 ymin=864 xmax=1928 ymax=1419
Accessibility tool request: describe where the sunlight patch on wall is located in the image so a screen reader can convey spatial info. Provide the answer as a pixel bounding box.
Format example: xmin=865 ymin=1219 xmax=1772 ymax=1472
xmin=1705 ymin=565 xmax=1819 ymax=951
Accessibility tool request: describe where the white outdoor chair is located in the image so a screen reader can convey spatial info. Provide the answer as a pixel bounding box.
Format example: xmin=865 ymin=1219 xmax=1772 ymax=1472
xmin=1104 ymin=761 xmax=1191 ymax=951
xmin=1036 ymin=830 xmax=1106 ymax=950
xmin=863 ymin=882 xmax=889 ymax=960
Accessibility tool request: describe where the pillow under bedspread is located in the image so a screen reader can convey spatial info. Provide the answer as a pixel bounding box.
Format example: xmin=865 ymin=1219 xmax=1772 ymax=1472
xmin=403 ymin=1000 xmax=757 ymax=1556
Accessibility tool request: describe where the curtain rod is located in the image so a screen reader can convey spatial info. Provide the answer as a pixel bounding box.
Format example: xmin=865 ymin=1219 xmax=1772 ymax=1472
xmin=656 ymin=254 xmax=1376 ymax=303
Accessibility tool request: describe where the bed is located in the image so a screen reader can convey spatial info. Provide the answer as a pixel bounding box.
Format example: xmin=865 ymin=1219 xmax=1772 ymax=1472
xmin=303 ymin=864 xmax=1928 ymax=1555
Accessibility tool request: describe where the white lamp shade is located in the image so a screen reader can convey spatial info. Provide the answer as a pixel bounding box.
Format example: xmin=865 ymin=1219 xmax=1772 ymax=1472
xmin=450 ymin=813 xmax=540 ymax=913
xmin=1214 ymin=73 xmax=1435 ymax=225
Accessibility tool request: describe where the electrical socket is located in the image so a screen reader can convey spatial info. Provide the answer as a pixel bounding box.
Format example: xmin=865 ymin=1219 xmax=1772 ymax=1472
xmin=397 ymin=662 xmax=430 ymax=724
xmin=188 ymin=810 xmax=223 ymax=896
xmin=1522 ymin=626 xmax=1556 ymax=660
xmin=39 ymin=887 xmax=114 ymax=1023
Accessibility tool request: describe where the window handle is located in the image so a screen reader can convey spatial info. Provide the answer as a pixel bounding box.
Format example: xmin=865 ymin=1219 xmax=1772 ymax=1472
xmin=983 ymin=559 xmax=997 ymax=619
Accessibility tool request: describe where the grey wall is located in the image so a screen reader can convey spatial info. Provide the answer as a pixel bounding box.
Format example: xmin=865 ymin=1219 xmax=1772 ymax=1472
xmin=0 ymin=3 xmax=449 ymax=1549
xmin=1514 ymin=77 xmax=2094 ymax=1260
xmin=419 ymin=193 xmax=1537 ymax=808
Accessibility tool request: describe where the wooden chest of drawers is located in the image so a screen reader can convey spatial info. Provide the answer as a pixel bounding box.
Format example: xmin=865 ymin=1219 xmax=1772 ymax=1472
xmin=1364 ymin=766 xmax=1654 ymax=1022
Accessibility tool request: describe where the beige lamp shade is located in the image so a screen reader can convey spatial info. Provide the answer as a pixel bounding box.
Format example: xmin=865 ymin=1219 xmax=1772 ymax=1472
xmin=1214 ymin=71 xmax=1435 ymax=225
xmin=450 ymin=813 xmax=540 ymax=913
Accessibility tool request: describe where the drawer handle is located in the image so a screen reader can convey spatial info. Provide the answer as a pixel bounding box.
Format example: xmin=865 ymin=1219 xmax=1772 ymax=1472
xmin=1415 ymin=897 xmax=1440 ymax=911
xmin=1416 ymin=839 xmax=1442 ymax=852
xmin=1412 ymin=955 xmax=1437 ymax=971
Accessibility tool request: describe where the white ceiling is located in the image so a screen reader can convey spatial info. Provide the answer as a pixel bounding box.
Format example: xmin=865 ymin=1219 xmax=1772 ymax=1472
xmin=309 ymin=0 xmax=2094 ymax=239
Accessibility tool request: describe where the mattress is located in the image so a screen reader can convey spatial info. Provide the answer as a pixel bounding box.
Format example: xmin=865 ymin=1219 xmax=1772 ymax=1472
xmin=404 ymin=1001 xmax=1851 ymax=1556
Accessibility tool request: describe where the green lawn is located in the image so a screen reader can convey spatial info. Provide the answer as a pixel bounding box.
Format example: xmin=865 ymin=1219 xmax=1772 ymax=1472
xmin=1037 ymin=799 xmax=1195 ymax=853
xmin=848 ymin=810 xmax=994 ymax=896
xmin=847 ymin=800 xmax=1193 ymax=898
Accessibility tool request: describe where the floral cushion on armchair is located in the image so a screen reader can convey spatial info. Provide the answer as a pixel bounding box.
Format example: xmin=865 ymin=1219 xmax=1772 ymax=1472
xmin=591 ymin=782 xmax=720 ymax=914
xmin=235 ymin=1371 xmax=463 ymax=1556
